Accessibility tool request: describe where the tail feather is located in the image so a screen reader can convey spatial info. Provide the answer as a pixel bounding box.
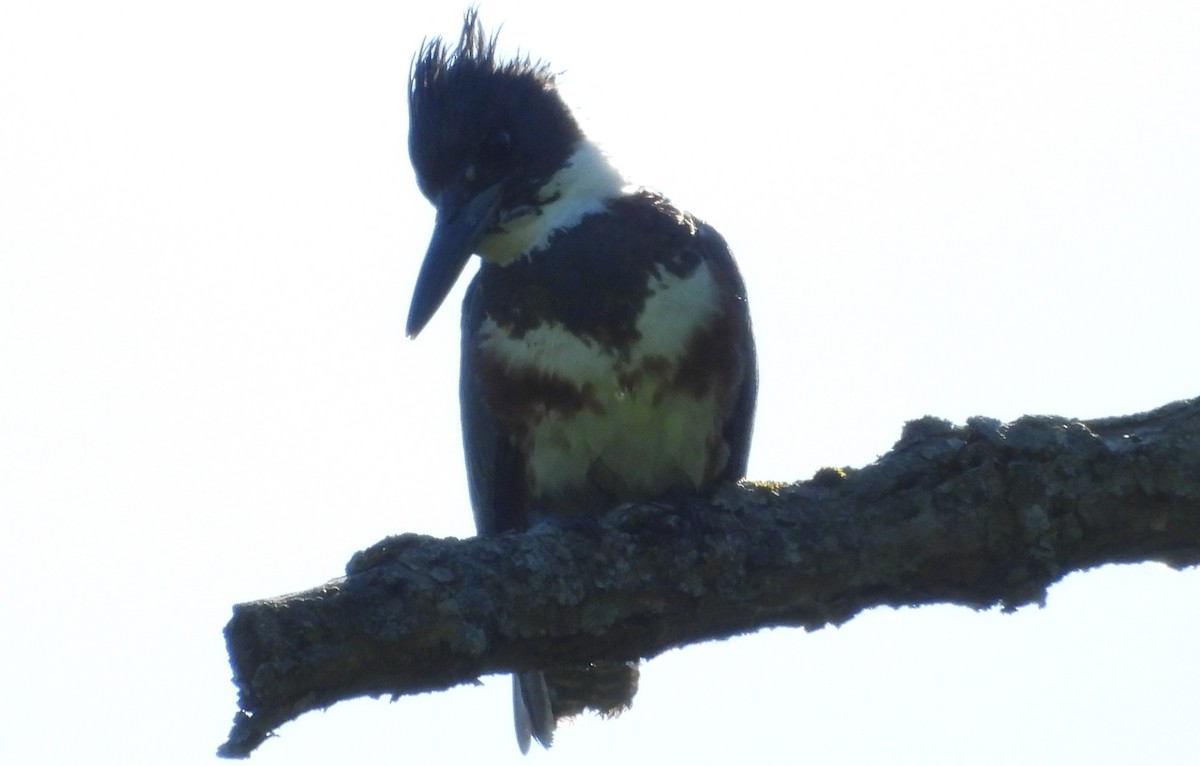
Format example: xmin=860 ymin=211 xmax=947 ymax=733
xmin=514 ymin=671 xmax=554 ymax=754
xmin=513 ymin=662 xmax=640 ymax=752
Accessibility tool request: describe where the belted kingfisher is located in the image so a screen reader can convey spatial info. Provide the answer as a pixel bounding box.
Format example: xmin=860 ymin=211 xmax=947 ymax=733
xmin=406 ymin=11 xmax=757 ymax=752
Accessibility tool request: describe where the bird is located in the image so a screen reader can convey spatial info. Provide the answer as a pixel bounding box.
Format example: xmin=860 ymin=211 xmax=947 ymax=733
xmin=405 ymin=10 xmax=757 ymax=753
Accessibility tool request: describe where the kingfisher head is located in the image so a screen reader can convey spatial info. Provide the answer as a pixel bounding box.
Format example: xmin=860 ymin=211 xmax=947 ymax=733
xmin=406 ymin=11 xmax=611 ymax=338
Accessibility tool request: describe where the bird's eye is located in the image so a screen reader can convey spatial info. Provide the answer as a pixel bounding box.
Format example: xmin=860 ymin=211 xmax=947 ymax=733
xmin=482 ymin=130 xmax=513 ymax=160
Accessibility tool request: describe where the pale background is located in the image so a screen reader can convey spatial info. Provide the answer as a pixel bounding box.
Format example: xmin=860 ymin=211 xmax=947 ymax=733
xmin=3 ymin=2 xmax=1198 ymax=764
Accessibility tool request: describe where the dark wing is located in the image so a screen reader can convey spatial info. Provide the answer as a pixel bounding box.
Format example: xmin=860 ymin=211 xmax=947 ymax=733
xmin=461 ymin=276 xmax=556 ymax=750
xmin=697 ymin=222 xmax=758 ymax=482
xmin=459 ymin=273 xmax=527 ymax=537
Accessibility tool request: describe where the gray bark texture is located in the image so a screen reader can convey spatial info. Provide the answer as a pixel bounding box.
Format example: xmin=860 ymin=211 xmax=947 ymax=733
xmin=218 ymin=397 xmax=1200 ymax=758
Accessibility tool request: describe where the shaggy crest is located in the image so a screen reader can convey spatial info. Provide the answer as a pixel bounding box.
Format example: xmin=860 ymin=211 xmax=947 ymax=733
xmin=408 ymin=10 xmax=578 ymax=203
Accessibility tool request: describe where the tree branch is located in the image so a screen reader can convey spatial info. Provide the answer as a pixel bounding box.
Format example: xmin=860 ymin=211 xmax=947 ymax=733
xmin=219 ymin=397 xmax=1200 ymax=758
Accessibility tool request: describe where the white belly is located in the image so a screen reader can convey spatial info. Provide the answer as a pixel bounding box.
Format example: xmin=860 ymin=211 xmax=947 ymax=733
xmin=524 ymin=375 xmax=722 ymax=506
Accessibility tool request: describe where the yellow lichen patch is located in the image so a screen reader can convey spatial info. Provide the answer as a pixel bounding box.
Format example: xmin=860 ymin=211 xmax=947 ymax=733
xmin=741 ymin=479 xmax=790 ymax=493
xmin=811 ymin=466 xmax=848 ymax=487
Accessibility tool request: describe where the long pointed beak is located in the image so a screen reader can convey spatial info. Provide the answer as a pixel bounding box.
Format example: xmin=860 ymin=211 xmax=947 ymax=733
xmin=406 ymin=181 xmax=505 ymax=338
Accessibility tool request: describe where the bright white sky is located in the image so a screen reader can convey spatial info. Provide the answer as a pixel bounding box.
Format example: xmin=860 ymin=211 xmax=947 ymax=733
xmin=3 ymin=1 xmax=1199 ymax=764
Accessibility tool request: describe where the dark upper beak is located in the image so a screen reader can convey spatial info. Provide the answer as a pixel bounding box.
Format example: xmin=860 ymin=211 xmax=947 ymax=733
xmin=406 ymin=181 xmax=505 ymax=338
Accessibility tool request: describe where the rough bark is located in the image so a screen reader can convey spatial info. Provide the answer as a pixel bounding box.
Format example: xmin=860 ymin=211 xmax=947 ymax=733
xmin=218 ymin=397 xmax=1200 ymax=758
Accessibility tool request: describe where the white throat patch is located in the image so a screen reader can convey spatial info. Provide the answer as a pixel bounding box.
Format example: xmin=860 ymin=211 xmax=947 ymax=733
xmin=477 ymin=141 xmax=633 ymax=265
